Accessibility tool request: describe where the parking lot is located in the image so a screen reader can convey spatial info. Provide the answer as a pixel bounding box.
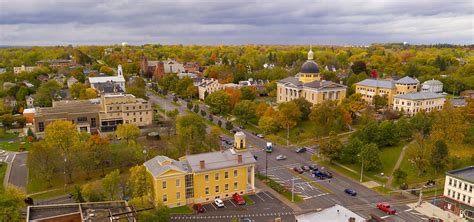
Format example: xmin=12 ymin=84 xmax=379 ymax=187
xmin=170 ymin=191 xmax=295 ymax=222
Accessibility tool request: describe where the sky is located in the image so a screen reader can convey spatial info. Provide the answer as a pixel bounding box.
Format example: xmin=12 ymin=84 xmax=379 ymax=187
xmin=0 ymin=0 xmax=472 ymax=46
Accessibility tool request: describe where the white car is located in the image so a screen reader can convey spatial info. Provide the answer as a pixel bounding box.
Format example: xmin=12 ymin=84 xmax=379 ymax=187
xmin=276 ymin=155 xmax=287 ymax=160
xmin=256 ymin=134 xmax=264 ymax=138
xmin=214 ymin=198 xmax=225 ymax=208
xmin=0 ymin=150 xmax=6 ymax=156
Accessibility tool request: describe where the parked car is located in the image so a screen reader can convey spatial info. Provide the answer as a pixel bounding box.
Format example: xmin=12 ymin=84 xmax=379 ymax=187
xmin=193 ymin=204 xmax=206 ymax=213
xmin=0 ymin=150 xmax=5 ymax=155
xmin=376 ymin=202 xmax=396 ymax=214
xmin=309 ymin=164 xmax=318 ymax=171
xmin=313 ymin=170 xmax=327 ymax=179
xmin=214 ymin=199 xmax=225 ymax=208
xmin=232 ymin=193 xmax=246 ymax=205
xmin=240 ymin=217 xmax=255 ymax=222
xmin=256 ymin=134 xmax=264 ymax=138
xmin=230 ymin=129 xmax=237 ymax=134
xmin=344 ymin=188 xmax=357 ymax=196
xmin=295 ymin=147 xmax=307 ymax=153
xmin=323 ymin=171 xmax=333 ymax=178
xmin=302 ymin=165 xmax=310 ymax=171
xmin=253 ymin=155 xmax=258 ymax=160
xmin=428 ymin=218 xmax=444 ymax=222
xmin=293 ymin=167 xmax=304 ymax=174
xmin=276 ymin=155 xmax=287 ymax=160
xmin=239 ymin=125 xmax=245 ymax=129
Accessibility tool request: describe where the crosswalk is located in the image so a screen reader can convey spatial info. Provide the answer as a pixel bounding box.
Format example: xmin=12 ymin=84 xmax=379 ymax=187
xmin=170 ymin=211 xmax=293 ymax=220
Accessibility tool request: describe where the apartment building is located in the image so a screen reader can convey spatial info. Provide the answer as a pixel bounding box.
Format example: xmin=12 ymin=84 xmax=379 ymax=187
xmin=198 ymin=78 xmax=222 ymax=100
xmin=99 ymin=94 xmax=152 ymax=132
xmin=144 ymin=132 xmax=256 ymax=208
xmin=443 ymin=166 xmax=474 ymax=220
xmin=14 ymin=65 xmax=36 ymax=74
xmin=393 ymin=92 xmax=445 ymax=116
xmin=355 ymin=76 xmax=419 ymax=105
xmin=277 ymin=48 xmax=347 ymax=105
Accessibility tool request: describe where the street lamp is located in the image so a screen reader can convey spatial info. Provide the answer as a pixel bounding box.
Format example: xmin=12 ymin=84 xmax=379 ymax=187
xmin=358 ymin=154 xmax=364 ymax=183
xmin=143 ymin=149 xmax=148 ymax=162
xmin=63 ymin=157 xmax=67 ymax=192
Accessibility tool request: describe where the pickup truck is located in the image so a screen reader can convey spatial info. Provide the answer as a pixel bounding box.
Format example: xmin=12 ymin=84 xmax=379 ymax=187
xmin=376 ymin=202 xmax=396 ymax=214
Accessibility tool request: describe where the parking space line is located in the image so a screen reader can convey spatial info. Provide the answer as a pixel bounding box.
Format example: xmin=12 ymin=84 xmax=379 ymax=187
xmin=211 ymin=203 xmax=217 ymax=209
xmin=262 ymin=191 xmax=274 ymax=200
xmin=228 ymin=199 xmax=237 ymax=207
xmin=255 ymin=192 xmax=266 ymax=201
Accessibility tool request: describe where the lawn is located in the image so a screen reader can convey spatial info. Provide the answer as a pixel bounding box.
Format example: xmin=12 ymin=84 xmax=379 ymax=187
xmin=0 ymin=163 xmax=7 ymax=190
xmin=0 ymin=131 xmax=18 ymax=140
xmin=0 ymin=140 xmax=31 ymax=152
xmin=243 ymin=195 xmax=255 ymax=205
xmin=168 ymin=206 xmax=193 ymax=215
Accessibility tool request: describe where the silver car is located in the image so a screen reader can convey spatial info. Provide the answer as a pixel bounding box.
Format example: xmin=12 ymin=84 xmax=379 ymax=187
xmin=276 ymin=155 xmax=287 ymax=160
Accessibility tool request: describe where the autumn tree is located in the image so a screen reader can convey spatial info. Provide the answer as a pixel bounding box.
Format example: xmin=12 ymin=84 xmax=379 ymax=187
xmin=430 ymin=102 xmax=467 ymax=144
xmin=87 ymin=135 xmax=111 ymax=176
xmin=100 ymin=66 xmax=115 ymax=76
xmin=128 ymin=165 xmax=152 ymax=203
xmin=233 ymin=100 xmax=257 ymax=124
xmin=276 ymin=102 xmax=301 ymax=145
xmin=359 ymin=143 xmax=381 ymax=171
xmin=103 ymin=169 xmax=121 ymax=200
xmin=372 ymin=95 xmax=388 ymax=110
xmin=292 ymin=97 xmax=312 ymax=120
xmin=240 ymin=86 xmax=257 ymax=101
xmin=407 ymin=134 xmax=431 ymax=176
xmin=116 ymin=124 xmax=141 ymax=143
xmin=0 ymin=185 xmax=27 ymax=222
xmin=176 ymin=114 xmax=206 ymax=154
xmin=44 ymin=120 xmax=79 ymax=183
xmin=28 ymin=141 xmax=61 ymax=187
xmin=204 ymin=90 xmax=231 ymax=114
xmin=430 ymin=140 xmax=449 ymax=174
xmin=258 ymin=116 xmax=279 ymax=134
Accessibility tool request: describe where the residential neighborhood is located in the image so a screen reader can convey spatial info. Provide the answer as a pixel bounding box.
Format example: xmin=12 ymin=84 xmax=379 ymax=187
xmin=0 ymin=1 xmax=473 ymax=222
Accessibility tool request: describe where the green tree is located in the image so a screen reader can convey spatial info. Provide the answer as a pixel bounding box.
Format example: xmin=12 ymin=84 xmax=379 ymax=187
xmin=70 ymin=83 xmax=87 ymax=99
xmin=15 ymin=86 xmax=28 ymax=102
xmin=0 ymin=114 xmax=14 ymax=127
xmin=407 ymin=134 xmax=431 ymax=176
xmin=359 ymin=143 xmax=381 ymax=171
xmin=410 ymin=111 xmax=433 ymax=138
xmin=204 ymin=90 xmax=231 ymax=114
xmin=240 ymin=86 xmax=257 ymax=101
xmin=341 ymin=137 xmax=363 ymax=164
xmin=27 ymin=141 xmax=60 ymax=187
xmin=176 ymin=114 xmax=207 ymax=154
xmin=372 ymin=95 xmax=388 ymax=110
xmin=430 ymin=140 xmax=449 ymax=174
xmin=225 ymin=121 xmax=233 ymax=130
xmin=351 ymin=61 xmax=367 ymax=74
xmin=319 ymin=132 xmax=343 ymax=162
xmin=116 ymin=124 xmax=141 ymax=143
xmin=0 ymin=185 xmax=27 ymax=222
xmin=103 ymin=169 xmax=121 ymax=200
xmin=292 ymin=97 xmax=312 ymax=120
xmin=128 ymin=165 xmax=152 ymax=202
xmin=100 ymin=66 xmax=115 ymax=76
xmin=258 ymin=116 xmax=279 ymax=134
xmin=277 ymin=102 xmax=301 ymax=145
xmin=393 ymin=169 xmax=408 ymax=185
xmin=35 ymin=80 xmax=62 ymax=107
xmin=233 ymin=100 xmax=257 ymax=124
xmin=378 ymin=120 xmax=400 ymax=147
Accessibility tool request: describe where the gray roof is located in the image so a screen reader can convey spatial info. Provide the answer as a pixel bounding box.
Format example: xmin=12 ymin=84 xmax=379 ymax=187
xmin=277 ymin=77 xmax=303 ymax=87
xmin=396 ymin=76 xmax=419 ymax=84
xmin=394 ymin=92 xmax=445 ymax=100
xmin=144 ymin=155 xmax=189 ymax=177
xmin=422 ymin=79 xmax=443 ymax=85
xmin=447 ymin=166 xmax=474 ymax=183
xmin=186 ymin=149 xmax=256 ymax=173
xmin=303 ymin=80 xmax=347 ymax=89
xmin=356 ymin=79 xmax=396 ymax=89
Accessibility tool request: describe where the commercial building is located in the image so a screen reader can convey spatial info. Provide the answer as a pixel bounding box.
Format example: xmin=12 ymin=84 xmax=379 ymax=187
xmin=277 ymin=48 xmax=347 ymax=105
xmin=32 ymin=94 xmax=152 ymax=137
xmin=443 ymin=166 xmax=474 ymax=220
xmin=89 ymin=65 xmax=126 ymax=93
xmin=421 ymin=79 xmax=443 ymax=93
xmin=13 ymin=65 xmax=36 ymax=74
xmin=355 ymin=76 xmax=419 ymax=105
xmin=144 ymin=132 xmax=256 ymax=208
xmin=140 ymin=57 xmax=185 ymax=79
xmin=393 ymin=92 xmax=446 ymax=116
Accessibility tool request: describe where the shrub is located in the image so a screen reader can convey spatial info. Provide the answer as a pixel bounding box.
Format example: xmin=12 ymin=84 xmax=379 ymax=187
xmin=193 ymin=105 xmax=199 ymax=113
xmin=200 ymin=110 xmax=206 ymax=116
xmin=187 ymin=103 xmax=193 ymax=110
xmin=225 ymin=121 xmax=233 ymax=130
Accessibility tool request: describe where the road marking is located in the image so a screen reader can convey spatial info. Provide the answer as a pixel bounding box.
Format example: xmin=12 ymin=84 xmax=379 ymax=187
xmin=262 ymin=191 xmax=274 ymax=199
xmin=404 ymin=208 xmax=413 ymax=212
xmin=211 ymin=203 xmax=217 ymax=209
xmin=228 ymin=199 xmax=237 ymax=207
xmin=255 ymin=192 xmax=265 ymax=201
xmin=380 ymin=215 xmax=390 ymax=219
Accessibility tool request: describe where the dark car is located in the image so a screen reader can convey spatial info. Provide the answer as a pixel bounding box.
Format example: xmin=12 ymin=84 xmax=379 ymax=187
xmin=302 ymin=165 xmax=311 ymax=171
xmin=230 ymin=129 xmax=237 ymax=134
xmin=193 ymin=204 xmax=205 ymax=213
xmin=295 ymin=147 xmax=307 ymax=153
xmin=293 ymin=167 xmax=304 ymax=174
xmin=253 ymin=155 xmax=258 ymax=160
xmin=324 ymin=171 xmax=333 ymax=178
xmin=313 ymin=170 xmax=327 ymax=179
xmin=344 ymin=188 xmax=357 ymax=196
xmin=309 ymin=164 xmax=318 ymax=171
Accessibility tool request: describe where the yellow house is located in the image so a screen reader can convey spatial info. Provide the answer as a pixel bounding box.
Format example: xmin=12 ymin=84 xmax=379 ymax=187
xmin=277 ymin=47 xmax=347 ymax=105
xmin=144 ymin=132 xmax=256 ymax=208
xmin=355 ymin=76 xmax=419 ymax=105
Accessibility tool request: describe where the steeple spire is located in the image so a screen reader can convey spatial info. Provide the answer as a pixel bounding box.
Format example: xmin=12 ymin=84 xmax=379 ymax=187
xmin=308 ymin=45 xmax=314 ymax=60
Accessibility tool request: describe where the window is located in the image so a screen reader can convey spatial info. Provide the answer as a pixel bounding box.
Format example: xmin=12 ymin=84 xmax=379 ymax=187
xmin=162 ymin=181 xmax=167 ymax=189
xmin=126 ymin=107 xmax=129 ymax=110
xmin=176 ymin=179 xmax=180 ymax=187
xmin=109 ymin=107 xmax=112 ymax=110
xmin=470 ymin=185 xmax=473 ymax=192
xmin=127 ymin=113 xmax=129 ymax=116
xmin=133 ymin=118 xmax=136 ymax=122
xmin=205 ymin=175 xmax=209 ymax=182
xmin=38 ymin=122 xmax=45 ymax=132
xmin=225 ymin=184 xmax=229 ymax=191
xmin=234 ymin=182 xmax=238 ymax=190
xmin=234 ymin=170 xmax=238 ymax=177
xmin=454 ymin=180 xmax=457 ymax=187
xmin=91 ymin=118 xmax=96 ymax=127
xmin=463 ymin=195 xmax=466 ymax=202
xmin=215 ymin=173 xmax=219 ymax=180
xmin=140 ymin=117 xmax=142 ymax=122
xmin=176 ymin=192 xmax=181 ymax=200
xmin=77 ymin=117 xmax=87 ymax=123
xmin=215 ymin=185 xmax=219 ymax=193
xmin=225 ymin=171 xmax=228 ymax=179
xmin=163 ymin=194 xmax=167 ymax=202
xmin=205 ymin=187 xmax=209 ymax=195
xmin=448 ymin=189 xmax=451 ymax=196
xmin=465 ymin=184 xmax=468 ymax=191
xmin=459 ymin=182 xmax=462 ymax=189
xmin=139 ymin=106 xmax=142 ymax=109
xmin=457 ymin=193 xmax=460 ymax=200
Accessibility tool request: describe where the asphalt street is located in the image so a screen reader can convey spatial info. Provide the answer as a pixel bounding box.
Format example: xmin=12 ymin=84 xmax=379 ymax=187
xmin=8 ymin=152 xmax=28 ymax=189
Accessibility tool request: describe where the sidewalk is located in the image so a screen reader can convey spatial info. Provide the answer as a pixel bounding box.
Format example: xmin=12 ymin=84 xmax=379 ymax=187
xmin=407 ymin=201 xmax=468 ymax=222
xmin=255 ymin=178 xmax=303 ymax=213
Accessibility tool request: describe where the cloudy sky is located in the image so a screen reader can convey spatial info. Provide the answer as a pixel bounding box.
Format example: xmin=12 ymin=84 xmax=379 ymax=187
xmin=0 ymin=0 xmax=472 ymax=46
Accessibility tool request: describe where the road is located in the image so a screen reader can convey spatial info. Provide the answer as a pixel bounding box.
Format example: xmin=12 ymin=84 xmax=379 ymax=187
xmin=7 ymin=152 xmax=28 ymax=190
xmin=146 ymin=89 xmax=427 ymax=221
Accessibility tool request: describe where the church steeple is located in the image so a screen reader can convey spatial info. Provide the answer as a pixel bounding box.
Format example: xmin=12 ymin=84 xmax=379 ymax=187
xmin=308 ymin=45 xmax=314 ymax=60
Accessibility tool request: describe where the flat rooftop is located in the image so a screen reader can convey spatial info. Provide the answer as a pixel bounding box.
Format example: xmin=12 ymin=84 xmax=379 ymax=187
xmin=447 ymin=165 xmax=474 ymax=183
xmin=36 ymin=100 xmax=101 ymax=116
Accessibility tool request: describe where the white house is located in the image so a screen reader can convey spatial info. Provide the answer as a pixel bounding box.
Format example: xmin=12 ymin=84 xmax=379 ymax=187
xmin=422 ymin=79 xmax=443 ymax=93
xmin=89 ymin=65 xmax=126 ymax=93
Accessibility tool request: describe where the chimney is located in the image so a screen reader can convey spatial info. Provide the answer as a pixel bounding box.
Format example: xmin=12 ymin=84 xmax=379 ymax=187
xmin=200 ymin=160 xmax=205 ymax=169
xmin=348 ymin=217 xmax=355 ymax=222
xmin=237 ymin=154 xmax=242 ymax=164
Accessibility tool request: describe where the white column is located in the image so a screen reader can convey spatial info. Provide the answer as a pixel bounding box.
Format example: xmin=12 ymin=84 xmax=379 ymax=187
xmin=250 ymin=165 xmax=255 ymax=191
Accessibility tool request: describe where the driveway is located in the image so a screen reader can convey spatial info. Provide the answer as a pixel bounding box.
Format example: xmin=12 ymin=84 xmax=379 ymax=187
xmin=8 ymin=152 xmax=28 ymax=190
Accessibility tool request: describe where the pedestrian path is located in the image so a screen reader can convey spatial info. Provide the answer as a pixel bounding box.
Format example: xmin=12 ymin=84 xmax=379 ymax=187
xmin=171 ymin=211 xmax=293 ymax=220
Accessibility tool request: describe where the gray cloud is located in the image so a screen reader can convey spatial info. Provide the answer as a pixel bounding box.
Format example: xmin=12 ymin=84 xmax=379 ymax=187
xmin=0 ymin=0 xmax=472 ymax=45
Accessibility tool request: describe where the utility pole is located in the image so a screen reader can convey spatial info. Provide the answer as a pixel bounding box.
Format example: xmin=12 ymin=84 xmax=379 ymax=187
xmin=360 ymin=155 xmax=364 ymax=183
xmin=63 ymin=157 xmax=67 ymax=192
xmin=265 ymin=148 xmax=268 ymax=182
xmin=291 ymin=177 xmax=295 ymax=202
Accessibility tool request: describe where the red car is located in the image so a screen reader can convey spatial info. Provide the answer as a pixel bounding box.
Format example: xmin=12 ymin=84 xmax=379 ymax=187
xmin=193 ymin=203 xmax=205 ymax=213
xmin=376 ymin=202 xmax=396 ymax=214
xmin=232 ymin=193 xmax=246 ymax=205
